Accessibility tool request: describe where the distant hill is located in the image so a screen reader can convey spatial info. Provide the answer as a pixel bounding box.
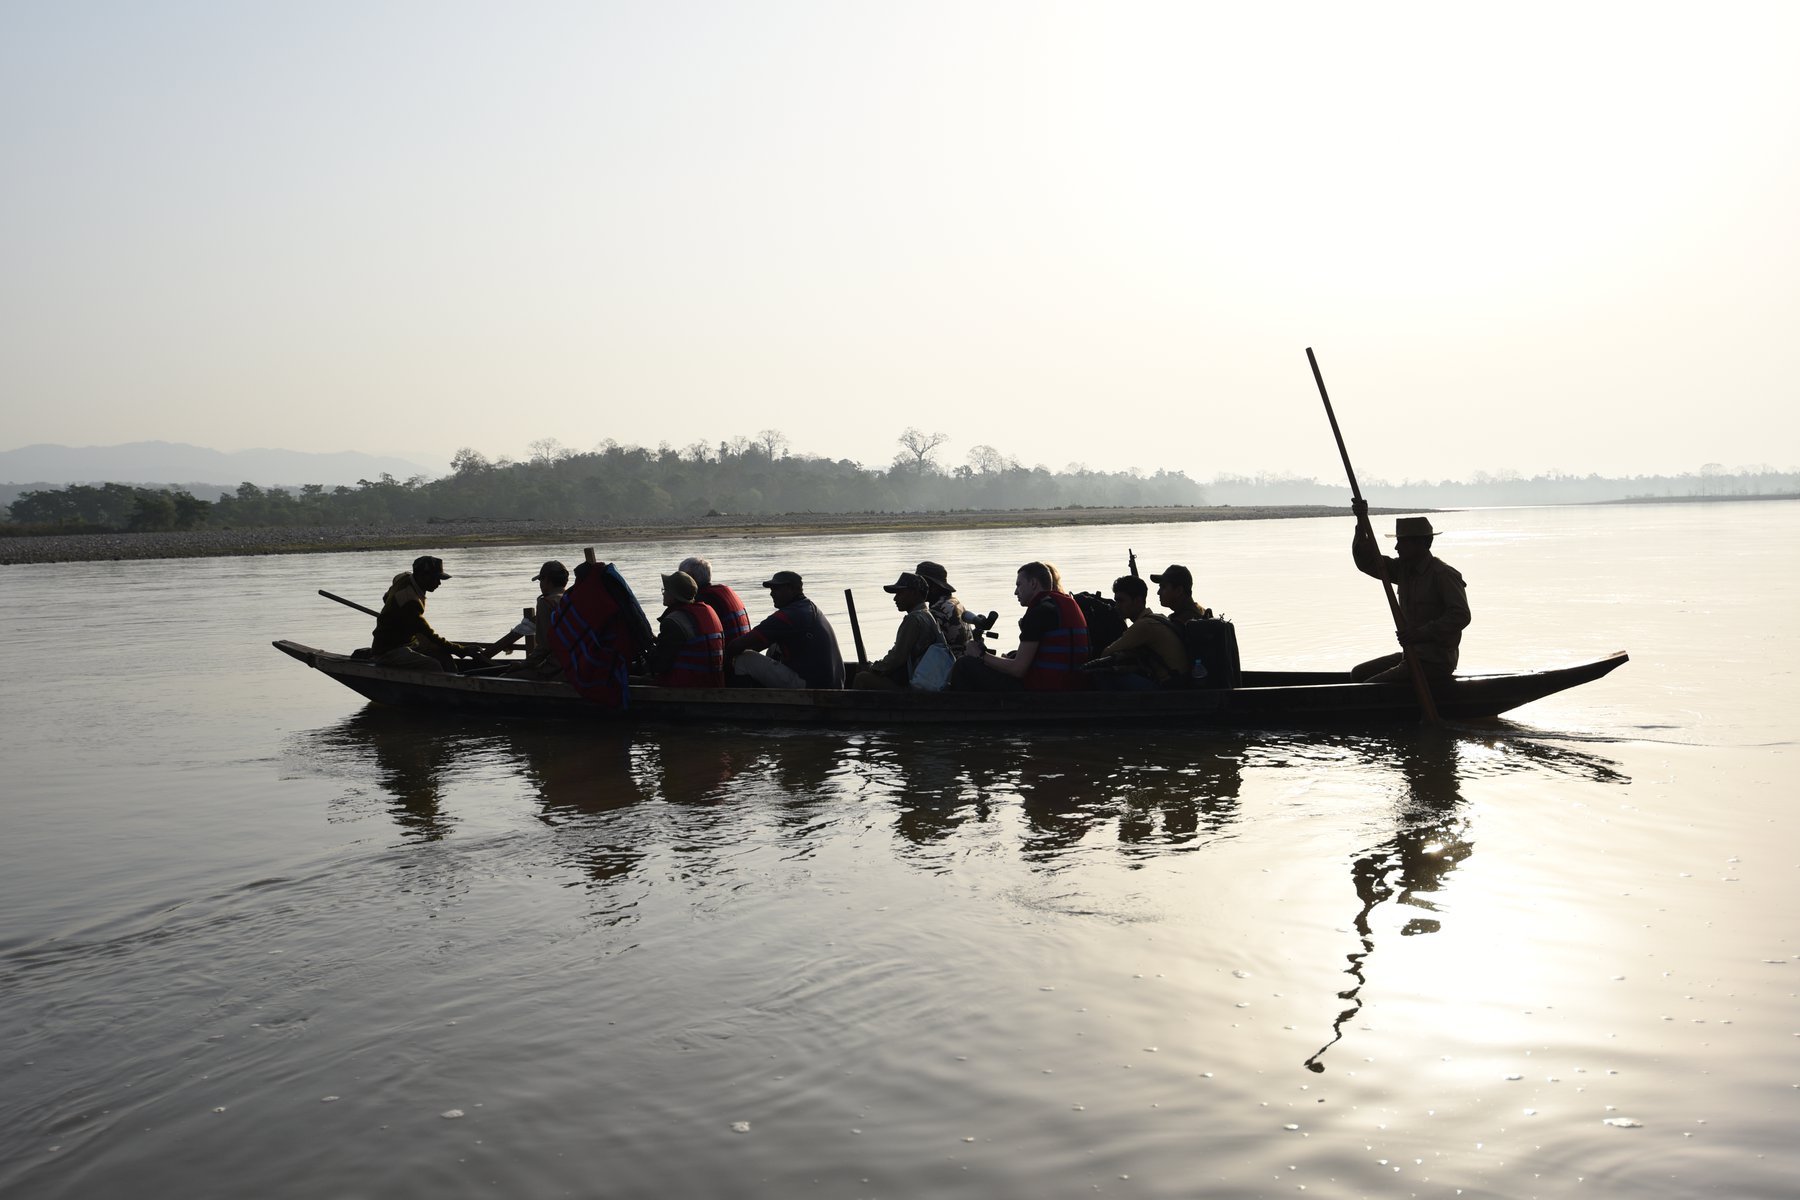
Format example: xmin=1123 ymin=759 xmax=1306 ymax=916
xmin=0 ymin=442 xmax=438 ymax=491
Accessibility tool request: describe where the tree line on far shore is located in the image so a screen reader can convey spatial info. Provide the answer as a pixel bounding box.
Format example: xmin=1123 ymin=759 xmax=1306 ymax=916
xmin=0 ymin=429 xmax=1204 ymax=532
xmin=4 ymin=428 xmax=1795 ymax=535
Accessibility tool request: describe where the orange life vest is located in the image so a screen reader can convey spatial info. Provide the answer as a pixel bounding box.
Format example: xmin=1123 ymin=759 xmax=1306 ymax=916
xmin=657 ymin=601 xmax=725 ymax=688
xmin=697 ymin=584 xmax=753 ymax=640
xmin=1023 ymin=591 xmax=1091 ymax=691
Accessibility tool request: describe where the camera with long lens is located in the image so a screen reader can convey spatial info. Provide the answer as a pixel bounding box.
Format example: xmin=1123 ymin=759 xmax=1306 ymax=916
xmin=963 ymin=610 xmax=1000 ymax=639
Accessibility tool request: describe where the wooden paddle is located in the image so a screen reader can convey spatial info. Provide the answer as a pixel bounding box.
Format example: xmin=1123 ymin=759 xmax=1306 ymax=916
xmin=317 ymin=587 xmax=499 ymax=653
xmin=844 ymin=588 xmax=869 ymax=668
xmin=1305 ymin=347 xmax=1442 ymax=724
xmin=318 ymin=588 xmax=379 ymax=618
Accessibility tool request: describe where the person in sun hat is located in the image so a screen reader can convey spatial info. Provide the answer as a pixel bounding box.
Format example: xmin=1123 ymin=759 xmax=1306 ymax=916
xmin=1348 ymin=504 xmax=1471 ymax=683
xmin=367 ymin=554 xmax=472 ymax=671
xmin=913 ymin=559 xmax=970 ymax=652
xmin=642 ymin=570 xmax=726 ymax=687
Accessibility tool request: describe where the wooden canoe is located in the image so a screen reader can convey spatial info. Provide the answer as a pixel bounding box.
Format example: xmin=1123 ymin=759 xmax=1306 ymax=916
xmin=273 ymin=640 xmax=1628 ymax=727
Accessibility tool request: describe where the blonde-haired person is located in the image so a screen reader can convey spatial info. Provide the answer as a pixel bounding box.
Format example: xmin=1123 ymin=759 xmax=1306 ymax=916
xmin=946 ymin=561 xmax=1091 ymax=692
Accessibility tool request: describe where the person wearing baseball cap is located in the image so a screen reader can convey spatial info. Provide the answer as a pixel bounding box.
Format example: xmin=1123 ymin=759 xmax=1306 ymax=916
xmin=366 ymin=554 xmax=470 ymax=671
xmin=852 ymin=571 xmax=947 ymax=690
xmin=1083 ymin=574 xmax=1188 ymax=690
xmin=1150 ymin=563 xmax=1212 ymax=625
xmin=726 ymin=569 xmax=845 ymax=689
xmin=475 ymin=560 xmax=570 ymax=675
xmin=1348 ymin=503 xmax=1470 ymax=684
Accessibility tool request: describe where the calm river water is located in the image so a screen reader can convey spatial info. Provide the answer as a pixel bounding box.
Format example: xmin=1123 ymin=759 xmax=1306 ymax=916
xmin=1 ymin=502 xmax=1795 ymax=1199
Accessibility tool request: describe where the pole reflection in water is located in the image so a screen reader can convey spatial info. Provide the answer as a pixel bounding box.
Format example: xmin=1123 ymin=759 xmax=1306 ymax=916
xmin=1303 ymin=729 xmax=1631 ymax=1073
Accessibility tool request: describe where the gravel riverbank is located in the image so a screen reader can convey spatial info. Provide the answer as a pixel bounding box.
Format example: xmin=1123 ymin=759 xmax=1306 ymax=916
xmin=0 ymin=505 xmax=1363 ymax=566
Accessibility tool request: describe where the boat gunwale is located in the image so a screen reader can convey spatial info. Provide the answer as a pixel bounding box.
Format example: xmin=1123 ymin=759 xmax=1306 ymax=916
xmin=273 ymin=640 xmax=1628 ymax=726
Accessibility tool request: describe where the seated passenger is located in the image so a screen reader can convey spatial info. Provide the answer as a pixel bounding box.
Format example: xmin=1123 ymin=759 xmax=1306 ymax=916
xmin=1086 ymin=575 xmax=1187 ymax=690
xmin=947 ymin=560 xmax=1090 ymax=692
xmin=645 ymin=571 xmax=726 ymax=687
xmin=367 ymin=555 xmax=472 ymax=672
xmin=915 ymin=559 xmax=970 ymax=652
xmin=853 ymin=571 xmax=947 ymax=690
xmin=726 ymin=570 xmax=846 ymax=689
xmin=477 ymin=560 xmax=568 ymax=678
xmin=679 ymin=555 xmax=754 ymax=641
xmin=1152 ymin=563 xmax=1214 ymax=625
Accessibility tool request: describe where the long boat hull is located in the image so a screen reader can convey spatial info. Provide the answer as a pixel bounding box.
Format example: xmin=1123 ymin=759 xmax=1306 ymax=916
xmin=273 ymin=641 xmax=1629 ymax=727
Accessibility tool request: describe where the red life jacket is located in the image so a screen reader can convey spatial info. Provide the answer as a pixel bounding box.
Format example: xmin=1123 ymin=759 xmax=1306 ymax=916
xmin=657 ymin=601 xmax=725 ymax=688
xmin=1024 ymin=591 xmax=1092 ymax=691
xmin=698 ymin=584 xmax=753 ymax=640
xmin=547 ymin=564 xmax=643 ymax=708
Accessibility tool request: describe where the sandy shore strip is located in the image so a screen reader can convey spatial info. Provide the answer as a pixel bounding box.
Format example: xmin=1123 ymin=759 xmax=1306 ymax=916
xmin=0 ymin=504 xmax=1395 ymax=566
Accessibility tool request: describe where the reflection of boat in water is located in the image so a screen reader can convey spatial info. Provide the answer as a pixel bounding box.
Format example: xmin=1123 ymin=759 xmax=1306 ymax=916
xmin=273 ymin=640 xmax=1628 ymax=727
xmin=295 ymin=707 xmax=467 ymax=839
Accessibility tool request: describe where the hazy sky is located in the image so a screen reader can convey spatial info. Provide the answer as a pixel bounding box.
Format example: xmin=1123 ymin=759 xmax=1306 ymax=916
xmin=4 ymin=2 xmax=1797 ymax=483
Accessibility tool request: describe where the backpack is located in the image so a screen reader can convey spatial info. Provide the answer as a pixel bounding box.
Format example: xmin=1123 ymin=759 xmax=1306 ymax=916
xmin=1179 ymin=616 xmax=1241 ymax=689
xmin=1072 ymin=591 xmax=1128 ymax=653
xmin=909 ymin=642 xmax=956 ymax=691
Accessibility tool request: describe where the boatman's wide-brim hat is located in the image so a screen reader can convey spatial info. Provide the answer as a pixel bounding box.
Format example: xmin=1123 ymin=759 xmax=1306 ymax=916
xmin=914 ymin=561 xmax=954 ymax=592
xmin=412 ymin=554 xmax=451 ymax=580
xmin=1388 ymin=517 xmax=1438 ymax=539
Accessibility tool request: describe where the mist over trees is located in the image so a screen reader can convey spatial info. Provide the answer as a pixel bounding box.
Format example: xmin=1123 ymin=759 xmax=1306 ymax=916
xmin=4 ymin=429 xmax=1796 ymax=533
xmin=1206 ymin=465 xmax=1800 ymax=508
xmin=4 ymin=430 xmax=1205 ymax=530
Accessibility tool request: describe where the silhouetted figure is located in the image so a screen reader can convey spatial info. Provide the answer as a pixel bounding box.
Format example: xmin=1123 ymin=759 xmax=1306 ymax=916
xmin=1349 ymin=504 xmax=1470 ymax=684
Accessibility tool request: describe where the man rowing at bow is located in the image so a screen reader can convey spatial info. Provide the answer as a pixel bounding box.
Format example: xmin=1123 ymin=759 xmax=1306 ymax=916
xmin=366 ymin=555 xmax=475 ymax=672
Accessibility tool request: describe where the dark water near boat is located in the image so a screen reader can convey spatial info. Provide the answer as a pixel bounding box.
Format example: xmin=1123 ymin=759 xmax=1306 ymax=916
xmin=2 ymin=503 xmax=1795 ymax=1199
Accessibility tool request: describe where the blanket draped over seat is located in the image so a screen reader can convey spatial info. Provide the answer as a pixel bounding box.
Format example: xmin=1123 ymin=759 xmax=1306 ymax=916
xmin=547 ymin=563 xmax=649 ymax=707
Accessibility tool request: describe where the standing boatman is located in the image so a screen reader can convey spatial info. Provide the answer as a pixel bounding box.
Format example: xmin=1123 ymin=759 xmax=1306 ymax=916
xmin=1349 ymin=503 xmax=1471 ymax=685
